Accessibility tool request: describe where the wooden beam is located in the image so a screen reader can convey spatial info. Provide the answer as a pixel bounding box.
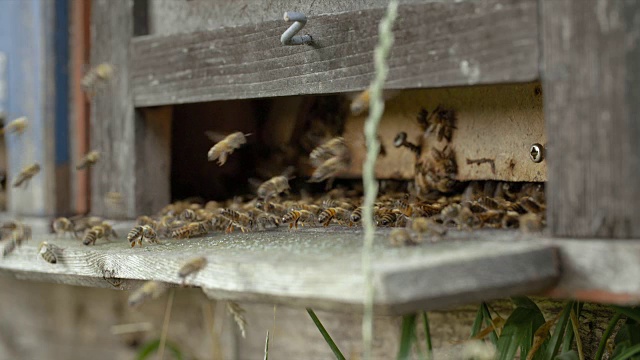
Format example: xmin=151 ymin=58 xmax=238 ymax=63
xmin=132 ymin=0 xmax=539 ymax=107
xmin=542 ymin=0 xmax=640 ymax=237
xmin=0 ymin=228 xmax=559 ymax=315
xmin=90 ymin=0 xmax=170 ymax=217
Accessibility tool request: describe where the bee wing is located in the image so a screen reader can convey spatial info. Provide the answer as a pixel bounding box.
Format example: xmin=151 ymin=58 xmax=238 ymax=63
xmin=204 ymin=131 xmax=227 ymax=143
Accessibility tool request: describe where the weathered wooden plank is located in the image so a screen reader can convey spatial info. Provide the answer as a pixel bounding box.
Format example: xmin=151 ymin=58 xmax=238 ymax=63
xmin=342 ymin=83 xmax=546 ymax=181
xmin=0 ymin=228 xmax=559 ymax=315
xmin=542 ymin=0 xmax=640 ymax=237
xmin=90 ymin=0 xmax=171 ymax=218
xmin=132 ymin=0 xmax=539 ymax=107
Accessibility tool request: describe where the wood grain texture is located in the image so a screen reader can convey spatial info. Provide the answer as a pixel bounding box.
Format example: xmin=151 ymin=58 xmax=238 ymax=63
xmin=89 ymin=0 xmax=136 ymax=217
xmin=132 ymin=0 xmax=539 ymax=107
xmin=0 ymin=228 xmax=558 ymax=315
xmin=542 ymin=0 xmax=640 ymax=237
xmin=90 ymin=0 xmax=171 ymax=218
xmin=342 ymin=83 xmax=546 ymax=181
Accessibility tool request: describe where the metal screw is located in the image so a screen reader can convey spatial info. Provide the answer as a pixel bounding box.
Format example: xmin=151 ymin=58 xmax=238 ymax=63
xmin=530 ymin=143 xmax=544 ymax=163
xmin=394 ymin=132 xmax=421 ymax=155
xmin=281 ymin=12 xmax=313 ymax=46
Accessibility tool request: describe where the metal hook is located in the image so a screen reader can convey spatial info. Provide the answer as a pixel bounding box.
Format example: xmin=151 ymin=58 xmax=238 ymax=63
xmin=281 ymin=12 xmax=313 ymax=46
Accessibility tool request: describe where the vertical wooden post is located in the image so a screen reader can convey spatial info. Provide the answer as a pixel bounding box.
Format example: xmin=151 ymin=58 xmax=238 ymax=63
xmin=542 ymin=0 xmax=640 ymax=238
xmin=90 ymin=0 xmax=170 ymax=218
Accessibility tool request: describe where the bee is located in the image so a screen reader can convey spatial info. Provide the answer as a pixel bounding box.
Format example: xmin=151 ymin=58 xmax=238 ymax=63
xmin=82 ymin=225 xmax=105 ymax=246
xmin=0 ymin=116 xmax=28 ymax=136
xmin=136 ymin=215 xmax=157 ymax=227
xmin=142 ymin=225 xmax=158 ymax=244
xmin=350 ymin=206 xmax=363 ymax=225
xmin=127 ymin=226 xmax=144 ymax=247
xmin=81 ymin=63 xmax=114 ymax=92
xmin=76 ymin=150 xmax=100 ymax=170
xmin=519 ymin=213 xmax=544 ymax=233
xmin=501 ymin=211 xmax=520 ymax=229
xmin=410 ymin=217 xmax=447 ymax=237
xmin=416 ymin=108 xmax=429 ymax=131
xmin=38 ymin=241 xmax=62 ymax=264
xmin=128 ymin=280 xmax=166 ymax=308
xmin=349 ymin=89 xmax=401 ymax=116
xmin=322 ymin=199 xmax=356 ymax=211
xmin=13 ymin=163 xmax=41 ymax=188
xmin=317 ymin=207 xmax=351 ymax=227
xmin=170 ymin=225 xmax=191 ymax=239
xmin=52 ymin=217 xmax=77 ymax=238
xmin=388 ymin=228 xmax=418 ymax=247
xmin=255 ymin=201 xmax=288 ymax=217
xmin=10 ymin=223 xmax=32 ymax=245
xmin=281 ymin=210 xmax=314 ymax=229
xmin=207 ymin=131 xmax=250 ymax=166
xmin=376 ymin=210 xmax=397 ymax=227
xmin=178 ymin=256 xmax=207 ymax=285
xmin=219 ymin=209 xmax=253 ymax=233
xmin=309 ymin=137 xmax=349 ymax=167
xmin=180 ymin=208 xmax=197 ymax=221
xmin=253 ymin=210 xmax=280 ymax=230
xmin=99 ymin=222 xmax=118 ymax=240
xmin=2 ymin=239 xmax=16 ymax=257
xmin=519 ymin=196 xmax=545 ymax=214
xmin=309 ymin=156 xmax=350 ymax=183
xmin=424 ymin=105 xmax=457 ymax=142
xmin=257 ymin=176 xmax=290 ymax=201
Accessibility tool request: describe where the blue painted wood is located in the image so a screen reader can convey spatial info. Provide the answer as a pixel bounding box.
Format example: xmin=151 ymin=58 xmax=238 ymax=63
xmin=0 ymin=0 xmax=68 ymax=215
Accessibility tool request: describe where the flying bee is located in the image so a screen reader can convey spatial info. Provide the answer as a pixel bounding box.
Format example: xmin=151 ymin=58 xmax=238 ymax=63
xmin=257 ymin=176 xmax=290 ymax=201
xmin=128 ymin=280 xmax=166 ymax=308
xmin=0 ymin=116 xmax=28 ymax=136
xmin=136 ymin=215 xmax=157 ymax=227
xmin=219 ymin=209 xmax=253 ymax=233
xmin=388 ymin=228 xmax=418 ymax=247
xmin=178 ymin=256 xmax=207 ymax=286
xmin=83 ymin=225 xmax=105 ymax=246
xmin=309 ymin=156 xmax=349 ymax=183
xmin=281 ymin=210 xmax=314 ymax=229
xmin=81 ymin=63 xmax=114 ymax=92
xmin=76 ymin=150 xmax=100 ymax=170
xmin=52 ymin=217 xmax=77 ymax=238
xmin=317 ymin=207 xmax=351 ymax=227
xmin=206 ymin=131 xmax=250 ymax=166
xmin=425 ymin=105 xmax=457 ymax=142
xmin=349 ymin=88 xmax=401 ymax=116
xmin=309 ymin=137 xmax=349 ymax=167
xmin=38 ymin=241 xmax=62 ymax=264
xmin=13 ymin=163 xmax=40 ymax=188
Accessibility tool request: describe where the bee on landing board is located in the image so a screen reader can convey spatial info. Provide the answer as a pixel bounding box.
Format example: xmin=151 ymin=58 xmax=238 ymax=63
xmin=206 ymin=131 xmax=250 ymax=166
xmin=38 ymin=241 xmax=62 ymax=264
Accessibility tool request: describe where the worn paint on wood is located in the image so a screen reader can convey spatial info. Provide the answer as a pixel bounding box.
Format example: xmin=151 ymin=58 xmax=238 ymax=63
xmin=342 ymin=83 xmax=546 ymax=181
xmin=542 ymin=0 xmax=640 ymax=238
xmin=0 ymin=228 xmax=558 ymax=315
xmin=132 ymin=0 xmax=539 ymax=106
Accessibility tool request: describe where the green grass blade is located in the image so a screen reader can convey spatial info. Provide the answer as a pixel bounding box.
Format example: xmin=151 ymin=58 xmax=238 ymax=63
xmin=307 ymin=308 xmax=346 ymax=360
xmin=544 ymin=301 xmax=574 ymax=359
xmin=470 ymin=304 xmax=485 ymax=338
xmin=562 ymin=302 xmax=583 ymax=353
xmin=613 ymin=307 xmax=640 ymax=324
xmin=496 ymin=297 xmax=545 ymax=360
xmin=136 ymin=339 xmax=183 ymax=360
xmin=555 ymin=350 xmax=580 ymax=360
xmin=570 ymin=307 xmax=584 ymax=360
xmin=612 ymin=343 xmax=640 ymax=360
xmin=398 ymin=314 xmax=417 ymax=360
xmin=264 ymin=330 xmax=270 ymax=360
xmin=422 ymin=311 xmax=433 ymax=359
xmin=482 ymin=302 xmax=499 ymax=345
xmin=595 ymin=313 xmax=622 ymax=360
